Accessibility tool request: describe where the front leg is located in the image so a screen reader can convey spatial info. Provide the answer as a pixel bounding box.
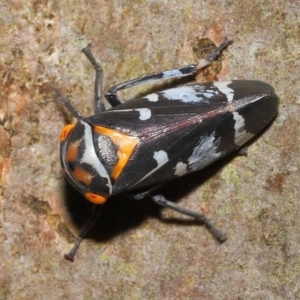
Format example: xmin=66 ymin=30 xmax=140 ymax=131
xmin=82 ymin=45 xmax=105 ymax=114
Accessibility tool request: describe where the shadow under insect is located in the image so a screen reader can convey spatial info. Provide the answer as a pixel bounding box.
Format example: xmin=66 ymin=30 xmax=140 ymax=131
xmin=62 ymin=151 xmax=232 ymax=241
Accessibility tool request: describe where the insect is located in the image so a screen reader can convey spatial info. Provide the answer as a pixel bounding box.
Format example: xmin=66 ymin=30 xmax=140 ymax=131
xmin=55 ymin=38 xmax=278 ymax=261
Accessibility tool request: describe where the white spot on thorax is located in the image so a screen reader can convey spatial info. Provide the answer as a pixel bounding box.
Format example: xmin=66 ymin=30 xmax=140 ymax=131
xmin=232 ymin=112 xmax=254 ymax=146
xmin=137 ymin=150 xmax=169 ymax=183
xmin=188 ymin=132 xmax=222 ymax=171
xmin=145 ymin=93 xmax=159 ymax=102
xmin=174 ymin=161 xmax=188 ymax=176
xmin=213 ymin=81 xmax=234 ymax=102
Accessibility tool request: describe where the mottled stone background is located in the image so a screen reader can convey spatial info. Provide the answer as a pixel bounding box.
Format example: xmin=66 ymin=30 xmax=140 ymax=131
xmin=1 ymin=1 xmax=299 ymax=299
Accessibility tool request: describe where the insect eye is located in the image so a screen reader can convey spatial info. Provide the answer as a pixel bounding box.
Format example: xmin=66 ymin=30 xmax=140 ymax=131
xmin=60 ymin=124 xmax=75 ymax=142
xmin=84 ymin=192 xmax=107 ymax=204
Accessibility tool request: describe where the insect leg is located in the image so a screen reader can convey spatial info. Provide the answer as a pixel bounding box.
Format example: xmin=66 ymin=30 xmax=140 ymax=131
xmin=152 ymin=194 xmax=227 ymax=243
xmin=82 ymin=45 xmax=105 ymax=114
xmin=53 ymin=87 xmax=85 ymax=121
xmin=129 ymin=185 xmax=164 ymax=200
xmin=196 ymin=37 xmax=232 ymax=70
xmin=105 ymin=38 xmax=232 ymax=107
xmin=64 ymin=204 xmax=104 ymax=262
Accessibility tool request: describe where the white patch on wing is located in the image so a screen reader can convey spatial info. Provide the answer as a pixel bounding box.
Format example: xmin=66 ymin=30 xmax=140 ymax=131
xmin=106 ymin=108 xmax=151 ymax=120
xmin=162 ymin=69 xmax=183 ymax=78
xmin=203 ymin=92 xmax=216 ymax=98
xmin=135 ymin=108 xmax=151 ymax=120
xmin=233 ymin=112 xmax=254 ymax=146
xmin=188 ymin=132 xmax=222 ymax=171
xmin=80 ymin=122 xmax=112 ymax=194
xmin=137 ymin=150 xmax=169 ymax=183
xmin=213 ymin=81 xmax=234 ymax=102
xmin=161 ymin=86 xmax=205 ymax=103
xmin=145 ymin=93 xmax=159 ymax=102
xmin=153 ymin=150 xmax=169 ymax=166
xmin=174 ymin=161 xmax=188 ymax=176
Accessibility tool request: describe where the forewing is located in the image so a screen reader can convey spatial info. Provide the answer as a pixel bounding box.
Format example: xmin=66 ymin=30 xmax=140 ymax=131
xmin=87 ymin=81 xmax=278 ymax=193
xmin=90 ymin=82 xmax=234 ymax=192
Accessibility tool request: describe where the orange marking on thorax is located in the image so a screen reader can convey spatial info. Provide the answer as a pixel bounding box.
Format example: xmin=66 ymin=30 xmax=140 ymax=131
xmin=94 ymin=126 xmax=140 ymax=180
xmin=72 ymin=167 xmax=93 ymax=186
xmin=85 ymin=192 xmax=107 ymax=204
xmin=60 ymin=124 xmax=75 ymax=142
xmin=66 ymin=141 xmax=79 ymax=162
